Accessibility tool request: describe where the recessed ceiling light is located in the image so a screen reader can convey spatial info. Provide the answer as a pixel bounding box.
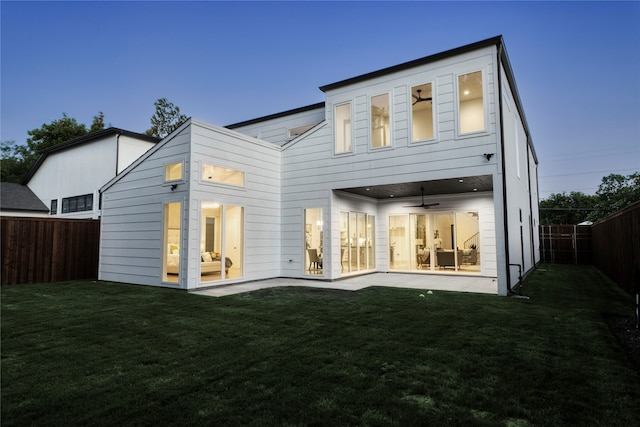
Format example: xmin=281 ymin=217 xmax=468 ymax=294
xmin=390 ymin=195 xmax=394 ymax=198
xmin=464 ymin=90 xmax=470 ymax=96
xmin=365 ymin=188 xmax=370 ymax=191
xmin=473 ymin=188 xmax=478 ymax=192
xmin=459 ymin=179 xmax=464 ymax=183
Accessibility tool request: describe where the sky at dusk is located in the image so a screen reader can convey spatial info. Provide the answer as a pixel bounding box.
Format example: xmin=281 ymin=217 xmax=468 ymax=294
xmin=2 ymin=1 xmax=639 ymax=199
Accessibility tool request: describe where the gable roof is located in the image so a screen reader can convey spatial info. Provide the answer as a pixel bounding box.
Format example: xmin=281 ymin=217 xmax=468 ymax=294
xmin=0 ymin=182 xmax=49 ymax=213
xmin=21 ymin=127 xmax=161 ymax=185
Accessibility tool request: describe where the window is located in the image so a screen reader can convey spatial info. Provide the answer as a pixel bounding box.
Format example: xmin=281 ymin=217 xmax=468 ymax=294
xmin=50 ymin=199 xmax=57 ymax=215
xmin=288 ymin=124 xmax=316 ymax=139
xmin=304 ymin=208 xmax=323 ymax=275
xmin=61 ymin=194 xmax=93 ymax=214
xmin=335 ymin=103 xmax=352 ymax=153
xmin=202 ymin=164 xmax=245 ymax=187
xmin=163 ymin=202 xmax=181 ymax=282
xmin=411 ymin=83 xmax=434 ymax=142
xmin=371 ymin=94 xmax=390 ymax=148
xmin=165 ymin=162 xmax=183 ymax=181
xmin=458 ymin=71 xmax=485 ymax=134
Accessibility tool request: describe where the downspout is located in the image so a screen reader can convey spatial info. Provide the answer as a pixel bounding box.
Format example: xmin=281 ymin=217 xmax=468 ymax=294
xmin=526 ymin=142 xmax=536 ymax=267
xmin=497 ymin=42 xmax=512 ymax=294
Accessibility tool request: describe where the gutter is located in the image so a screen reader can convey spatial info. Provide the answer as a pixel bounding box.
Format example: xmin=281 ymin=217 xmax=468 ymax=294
xmin=497 ymin=42 xmax=512 ymax=294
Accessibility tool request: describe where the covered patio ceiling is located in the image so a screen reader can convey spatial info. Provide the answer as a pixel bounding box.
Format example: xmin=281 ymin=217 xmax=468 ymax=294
xmin=337 ymin=175 xmax=493 ymax=200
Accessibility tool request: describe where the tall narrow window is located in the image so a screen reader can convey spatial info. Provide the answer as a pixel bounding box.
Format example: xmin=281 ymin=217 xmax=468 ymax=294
xmin=163 ymin=202 xmax=181 ymax=282
xmin=371 ymin=94 xmax=390 ymax=148
xmin=50 ymin=200 xmax=57 ymax=215
xmin=411 ymin=83 xmax=434 ymax=142
xmin=304 ymin=208 xmax=323 ymax=275
xmin=335 ymin=103 xmax=351 ymax=153
xmin=458 ymin=71 xmax=485 ymax=134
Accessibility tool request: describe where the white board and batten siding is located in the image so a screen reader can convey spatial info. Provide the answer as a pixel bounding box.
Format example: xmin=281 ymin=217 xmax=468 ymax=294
xmin=100 ymin=126 xmax=192 ymax=287
xmin=187 ymin=120 xmax=282 ymax=289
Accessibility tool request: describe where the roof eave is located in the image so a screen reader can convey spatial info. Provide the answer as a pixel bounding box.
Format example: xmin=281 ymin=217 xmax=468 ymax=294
xmin=319 ymin=36 xmax=504 ymax=92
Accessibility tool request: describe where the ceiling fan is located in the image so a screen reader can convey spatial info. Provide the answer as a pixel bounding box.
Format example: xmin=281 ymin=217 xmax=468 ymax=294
xmin=404 ymin=187 xmax=440 ymax=209
xmin=412 ymin=89 xmax=432 ymax=105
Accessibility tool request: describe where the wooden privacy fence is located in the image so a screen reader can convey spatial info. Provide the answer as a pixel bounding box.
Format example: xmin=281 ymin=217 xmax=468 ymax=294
xmin=1 ymin=217 xmax=100 ymax=285
xmin=591 ymin=201 xmax=640 ymax=295
xmin=540 ymin=224 xmax=593 ymax=264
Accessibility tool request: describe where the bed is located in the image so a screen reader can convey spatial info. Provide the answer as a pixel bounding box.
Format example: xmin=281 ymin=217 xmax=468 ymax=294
xmin=166 ymin=246 xmax=232 ymax=275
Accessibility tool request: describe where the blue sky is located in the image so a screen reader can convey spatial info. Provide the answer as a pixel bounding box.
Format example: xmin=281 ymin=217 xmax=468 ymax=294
xmin=2 ymin=1 xmax=639 ymax=198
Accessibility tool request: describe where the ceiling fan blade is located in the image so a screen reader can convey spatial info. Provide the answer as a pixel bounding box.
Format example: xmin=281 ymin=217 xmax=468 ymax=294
xmin=422 ymin=203 xmax=440 ymax=209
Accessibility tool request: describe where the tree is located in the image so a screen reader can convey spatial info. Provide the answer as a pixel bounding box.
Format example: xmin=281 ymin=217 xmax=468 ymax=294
xmin=539 ymin=191 xmax=598 ymax=225
xmin=588 ymin=172 xmax=640 ymax=221
xmin=89 ymin=112 xmax=105 ymax=133
xmin=26 ymin=113 xmax=88 ymax=155
xmin=1 ymin=140 xmax=31 ymax=183
xmin=145 ymin=98 xmax=188 ymax=138
xmin=1 ymin=113 xmax=103 ymax=183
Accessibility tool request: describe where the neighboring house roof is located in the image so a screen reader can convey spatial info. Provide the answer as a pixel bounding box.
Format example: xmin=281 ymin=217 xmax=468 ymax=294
xmin=21 ymin=127 xmax=161 ymax=185
xmin=0 ymin=182 xmax=49 ymax=213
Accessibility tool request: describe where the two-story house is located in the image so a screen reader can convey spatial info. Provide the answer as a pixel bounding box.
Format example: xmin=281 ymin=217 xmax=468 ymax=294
xmin=22 ymin=128 xmax=160 ymax=219
xmin=99 ymin=36 xmax=539 ymax=295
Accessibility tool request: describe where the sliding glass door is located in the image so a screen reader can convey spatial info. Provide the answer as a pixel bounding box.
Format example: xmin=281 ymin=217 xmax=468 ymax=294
xmin=389 ymin=211 xmax=479 ymax=273
xmin=340 ymin=211 xmax=375 ymax=274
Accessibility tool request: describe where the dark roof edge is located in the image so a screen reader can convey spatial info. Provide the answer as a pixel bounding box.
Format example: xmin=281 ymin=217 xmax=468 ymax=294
xmin=497 ymin=41 xmax=537 ymax=164
xmin=21 ymin=127 xmax=161 ymax=185
xmin=319 ymin=36 xmax=504 ymax=92
xmin=225 ymin=102 xmax=325 ymax=129
xmin=41 ymin=127 xmax=160 ymax=154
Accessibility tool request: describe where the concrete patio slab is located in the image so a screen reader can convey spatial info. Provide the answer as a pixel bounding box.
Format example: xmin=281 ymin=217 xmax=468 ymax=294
xmin=190 ymin=273 xmax=498 ymax=297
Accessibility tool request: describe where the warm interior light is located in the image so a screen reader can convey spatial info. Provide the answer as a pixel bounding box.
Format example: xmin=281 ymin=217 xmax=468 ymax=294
xmin=463 ymin=90 xmax=470 ymax=96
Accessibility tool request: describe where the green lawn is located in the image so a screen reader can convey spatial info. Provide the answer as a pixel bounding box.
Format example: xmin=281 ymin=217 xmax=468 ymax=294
xmin=2 ymin=264 xmax=639 ymax=426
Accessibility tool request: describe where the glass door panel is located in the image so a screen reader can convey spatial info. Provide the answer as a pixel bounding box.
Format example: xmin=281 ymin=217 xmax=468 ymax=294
xmin=367 ymin=215 xmax=375 ymax=270
xmin=389 ymin=215 xmax=409 ymax=270
xmin=433 ymin=213 xmax=457 ymax=270
xmin=305 ymin=208 xmax=323 ymax=275
xmin=225 ymin=205 xmax=243 ymax=279
xmin=456 ymin=211 xmax=480 ymax=272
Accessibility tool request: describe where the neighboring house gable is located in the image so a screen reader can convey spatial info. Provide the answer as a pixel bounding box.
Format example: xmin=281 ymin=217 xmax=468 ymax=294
xmin=23 ymin=128 xmax=159 ymax=219
xmin=0 ymin=182 xmax=49 ymax=217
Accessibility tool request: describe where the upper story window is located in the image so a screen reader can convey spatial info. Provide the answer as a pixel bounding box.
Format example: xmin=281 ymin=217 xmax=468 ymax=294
xmin=165 ymin=162 xmax=183 ymax=181
xmin=371 ymin=93 xmax=390 ymax=148
xmin=411 ymin=83 xmax=434 ymax=142
xmin=202 ymin=164 xmax=245 ymax=187
xmin=334 ymin=102 xmax=352 ymax=154
xmin=62 ymin=194 xmax=93 ymax=214
xmin=288 ymin=124 xmax=315 ymax=140
xmin=50 ymin=199 xmax=57 ymax=215
xmin=458 ymin=71 xmax=485 ymax=134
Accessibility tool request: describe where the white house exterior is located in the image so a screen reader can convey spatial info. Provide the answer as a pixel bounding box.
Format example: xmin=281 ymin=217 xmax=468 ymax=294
xmin=99 ymin=36 xmax=539 ymax=295
xmin=23 ymin=128 xmax=159 ymax=219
